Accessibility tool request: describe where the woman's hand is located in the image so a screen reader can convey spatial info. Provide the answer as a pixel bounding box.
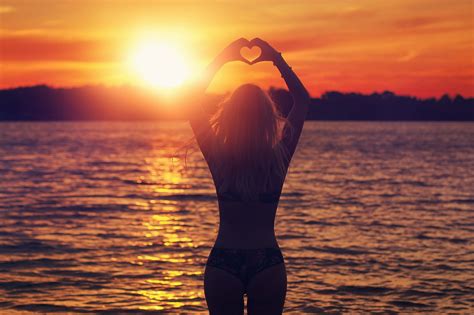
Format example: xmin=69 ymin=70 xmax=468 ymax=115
xmin=249 ymin=37 xmax=281 ymax=64
xmin=218 ymin=38 xmax=252 ymax=64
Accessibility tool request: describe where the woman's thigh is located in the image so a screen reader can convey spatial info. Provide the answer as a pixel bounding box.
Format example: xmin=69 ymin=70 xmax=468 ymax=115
xmin=246 ymin=262 xmax=287 ymax=315
xmin=204 ymin=265 xmax=245 ymax=315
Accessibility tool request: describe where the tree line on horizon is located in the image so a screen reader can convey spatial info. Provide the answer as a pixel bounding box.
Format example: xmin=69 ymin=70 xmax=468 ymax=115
xmin=0 ymin=85 xmax=473 ymax=121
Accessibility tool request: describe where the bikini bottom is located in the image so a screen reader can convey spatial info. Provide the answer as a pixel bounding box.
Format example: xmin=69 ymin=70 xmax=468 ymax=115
xmin=205 ymin=247 xmax=285 ymax=292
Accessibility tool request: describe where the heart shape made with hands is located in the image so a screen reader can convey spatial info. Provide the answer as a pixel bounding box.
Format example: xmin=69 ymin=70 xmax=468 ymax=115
xmin=240 ymin=45 xmax=262 ymax=64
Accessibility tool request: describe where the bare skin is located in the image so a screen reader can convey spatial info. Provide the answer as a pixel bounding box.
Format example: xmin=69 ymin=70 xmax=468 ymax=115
xmin=187 ymin=37 xmax=310 ymax=314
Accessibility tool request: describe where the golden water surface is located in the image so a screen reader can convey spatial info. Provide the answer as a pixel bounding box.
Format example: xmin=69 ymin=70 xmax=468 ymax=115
xmin=0 ymin=121 xmax=473 ymax=314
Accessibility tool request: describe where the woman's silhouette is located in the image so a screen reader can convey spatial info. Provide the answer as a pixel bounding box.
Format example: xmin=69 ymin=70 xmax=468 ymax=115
xmin=187 ymin=37 xmax=310 ymax=314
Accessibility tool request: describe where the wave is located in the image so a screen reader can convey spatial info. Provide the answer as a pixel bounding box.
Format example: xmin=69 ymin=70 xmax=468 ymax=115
xmin=305 ymin=246 xmax=372 ymax=256
xmin=0 ymin=258 xmax=76 ymax=269
xmin=415 ymin=233 xmax=469 ymax=244
xmin=389 ymin=300 xmax=431 ymax=308
xmin=337 ymin=285 xmax=393 ymax=295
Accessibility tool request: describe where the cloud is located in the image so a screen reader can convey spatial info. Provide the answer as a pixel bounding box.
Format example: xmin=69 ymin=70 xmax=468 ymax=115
xmin=393 ymin=16 xmax=441 ymax=29
xmin=43 ymin=19 xmax=63 ymax=26
xmin=271 ymin=38 xmax=316 ymax=53
xmin=0 ymin=28 xmax=47 ymax=36
xmin=0 ymin=35 xmax=119 ymax=62
xmin=397 ymin=50 xmax=418 ymax=62
xmin=0 ymin=5 xmax=14 ymax=14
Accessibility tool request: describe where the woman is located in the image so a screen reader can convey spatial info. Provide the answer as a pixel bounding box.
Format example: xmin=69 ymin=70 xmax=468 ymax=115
xmin=187 ymin=37 xmax=310 ymax=314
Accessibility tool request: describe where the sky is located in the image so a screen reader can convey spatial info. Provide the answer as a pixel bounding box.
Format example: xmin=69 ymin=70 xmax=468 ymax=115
xmin=0 ymin=0 xmax=473 ymax=98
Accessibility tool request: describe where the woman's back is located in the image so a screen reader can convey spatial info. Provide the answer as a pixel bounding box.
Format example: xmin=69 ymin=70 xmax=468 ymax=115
xmin=202 ymin=128 xmax=291 ymax=247
xmin=211 ymin=156 xmax=287 ymax=248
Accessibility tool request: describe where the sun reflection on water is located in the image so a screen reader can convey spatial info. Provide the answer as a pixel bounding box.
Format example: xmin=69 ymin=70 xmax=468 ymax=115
xmin=163 ymin=270 xmax=202 ymax=278
xmin=138 ymin=253 xmax=190 ymax=263
xmin=138 ymin=289 xmax=202 ymax=310
xmin=146 ymin=279 xmax=182 ymax=286
xmin=134 ymin=154 xmax=205 ymax=310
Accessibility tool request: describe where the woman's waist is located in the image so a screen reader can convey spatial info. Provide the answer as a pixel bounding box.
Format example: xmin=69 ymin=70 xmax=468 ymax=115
xmin=214 ymin=228 xmax=279 ymax=249
xmin=217 ymin=223 xmax=276 ymax=237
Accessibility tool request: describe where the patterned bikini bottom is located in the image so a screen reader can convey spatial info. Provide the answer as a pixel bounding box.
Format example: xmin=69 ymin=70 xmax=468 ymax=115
xmin=205 ymin=247 xmax=285 ymax=292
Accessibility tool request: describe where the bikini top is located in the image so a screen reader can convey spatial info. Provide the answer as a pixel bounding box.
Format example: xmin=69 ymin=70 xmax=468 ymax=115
xmin=217 ymin=190 xmax=281 ymax=203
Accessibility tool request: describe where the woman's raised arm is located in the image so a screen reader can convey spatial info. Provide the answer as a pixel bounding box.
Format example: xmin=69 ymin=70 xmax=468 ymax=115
xmin=186 ymin=38 xmax=251 ymax=161
xmin=250 ymin=38 xmax=311 ymax=162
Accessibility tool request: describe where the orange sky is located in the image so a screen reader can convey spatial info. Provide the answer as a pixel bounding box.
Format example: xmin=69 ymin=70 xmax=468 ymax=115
xmin=0 ymin=0 xmax=473 ymax=98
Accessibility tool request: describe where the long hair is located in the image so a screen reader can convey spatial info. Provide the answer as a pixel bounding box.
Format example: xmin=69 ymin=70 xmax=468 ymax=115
xmin=206 ymin=83 xmax=292 ymax=201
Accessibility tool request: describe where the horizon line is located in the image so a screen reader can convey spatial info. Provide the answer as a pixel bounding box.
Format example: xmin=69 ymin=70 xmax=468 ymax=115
xmin=1 ymin=83 xmax=472 ymax=101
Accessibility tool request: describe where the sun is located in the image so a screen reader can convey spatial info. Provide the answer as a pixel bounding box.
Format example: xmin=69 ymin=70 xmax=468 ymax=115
xmin=129 ymin=40 xmax=191 ymax=89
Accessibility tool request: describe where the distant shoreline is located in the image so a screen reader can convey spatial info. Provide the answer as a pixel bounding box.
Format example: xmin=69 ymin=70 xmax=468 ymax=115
xmin=1 ymin=120 xmax=474 ymax=123
xmin=1 ymin=85 xmax=473 ymax=121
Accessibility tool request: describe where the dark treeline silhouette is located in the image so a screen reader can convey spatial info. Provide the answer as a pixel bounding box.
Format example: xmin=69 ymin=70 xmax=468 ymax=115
xmin=268 ymin=88 xmax=474 ymax=121
xmin=1 ymin=85 xmax=473 ymax=121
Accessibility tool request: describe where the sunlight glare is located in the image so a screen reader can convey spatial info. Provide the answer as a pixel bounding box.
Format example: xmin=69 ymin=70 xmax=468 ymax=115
xmin=130 ymin=40 xmax=191 ymax=89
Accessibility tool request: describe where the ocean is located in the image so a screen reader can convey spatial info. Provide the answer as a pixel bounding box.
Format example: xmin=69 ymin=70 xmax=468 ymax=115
xmin=0 ymin=121 xmax=473 ymax=314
